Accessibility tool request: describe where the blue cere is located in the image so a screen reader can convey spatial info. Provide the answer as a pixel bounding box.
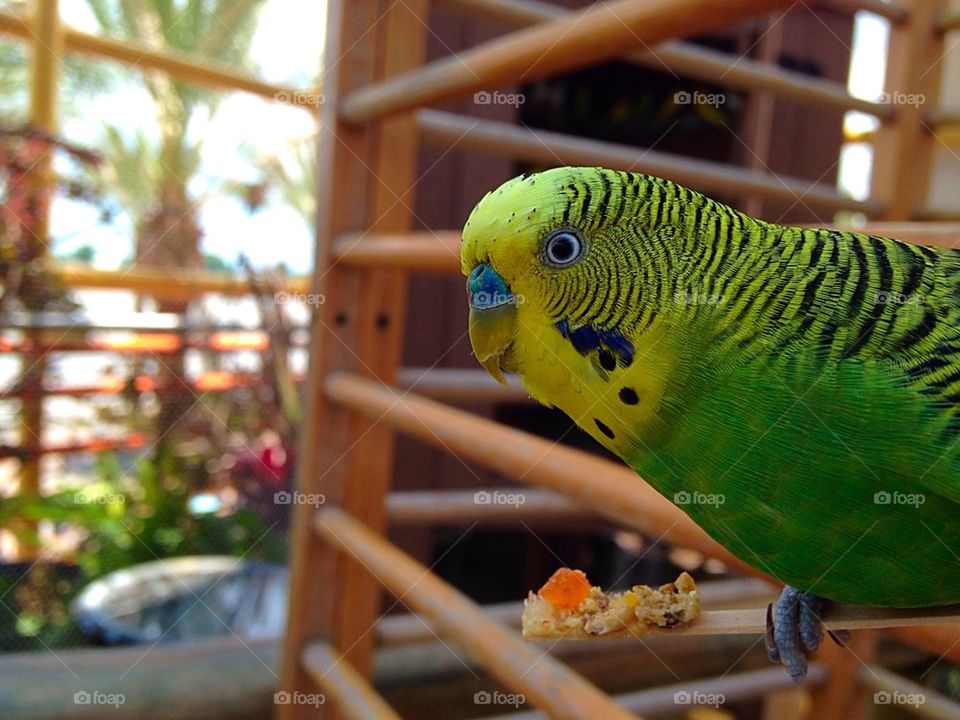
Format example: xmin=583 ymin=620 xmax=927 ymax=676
xmin=468 ymin=264 xmax=517 ymax=310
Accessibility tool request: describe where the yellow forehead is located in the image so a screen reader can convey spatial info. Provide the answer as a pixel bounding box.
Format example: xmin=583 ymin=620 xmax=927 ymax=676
xmin=460 ymin=169 xmax=577 ymax=276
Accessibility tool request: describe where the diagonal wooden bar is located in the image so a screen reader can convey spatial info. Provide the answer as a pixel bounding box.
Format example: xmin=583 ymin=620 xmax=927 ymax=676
xmin=0 ymin=9 xmax=313 ymax=106
xmin=417 ymin=110 xmax=881 ymax=215
xmin=819 ymin=0 xmax=910 ymax=23
xmin=436 ymin=0 xmax=894 ymax=119
xmin=477 ymin=665 xmax=828 ymax=720
xmin=857 ymin=664 xmax=960 ymax=720
xmin=339 ymin=0 xmax=795 ymax=124
xmin=301 ymin=643 xmax=402 ymax=720
xmin=324 ymin=372 xmax=765 ymax=578
xmin=313 ymin=506 xmax=643 ymax=720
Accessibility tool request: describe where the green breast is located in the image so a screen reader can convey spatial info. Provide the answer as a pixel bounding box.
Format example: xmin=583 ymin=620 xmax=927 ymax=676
xmin=622 ymin=352 xmax=960 ymax=607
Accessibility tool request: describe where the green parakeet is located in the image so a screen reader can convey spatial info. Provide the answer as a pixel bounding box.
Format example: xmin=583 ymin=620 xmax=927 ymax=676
xmin=461 ymin=166 xmax=960 ymax=680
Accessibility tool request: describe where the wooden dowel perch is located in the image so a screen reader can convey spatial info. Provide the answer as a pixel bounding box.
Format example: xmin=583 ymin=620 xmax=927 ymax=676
xmin=339 ymin=0 xmax=794 ymax=124
xmin=524 ymin=604 xmax=960 ymax=641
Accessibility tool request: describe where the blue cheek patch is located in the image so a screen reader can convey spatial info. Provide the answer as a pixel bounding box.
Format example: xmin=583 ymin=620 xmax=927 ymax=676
xmin=555 ymin=318 xmax=635 ymax=368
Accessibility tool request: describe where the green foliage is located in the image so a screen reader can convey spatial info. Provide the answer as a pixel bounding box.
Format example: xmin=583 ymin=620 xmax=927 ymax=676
xmin=246 ymin=139 xmax=317 ymax=223
xmin=203 ymin=252 xmax=234 ymax=273
xmin=0 ymin=440 xmax=286 ymax=651
xmin=82 ymin=0 xmax=269 ymax=229
xmin=64 ymin=244 xmax=96 ymax=263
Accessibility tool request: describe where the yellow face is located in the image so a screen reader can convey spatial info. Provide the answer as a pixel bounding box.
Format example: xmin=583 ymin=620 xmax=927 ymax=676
xmin=461 ymin=169 xmax=592 ymax=385
xmin=460 ymin=167 xmax=676 ymax=456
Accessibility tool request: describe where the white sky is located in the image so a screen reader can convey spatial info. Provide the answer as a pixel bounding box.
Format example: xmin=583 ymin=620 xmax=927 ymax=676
xmin=839 ymin=12 xmax=890 ymax=202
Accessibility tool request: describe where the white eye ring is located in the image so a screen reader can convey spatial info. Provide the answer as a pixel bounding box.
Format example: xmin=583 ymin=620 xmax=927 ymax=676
xmin=543 ymin=230 xmax=585 ymax=268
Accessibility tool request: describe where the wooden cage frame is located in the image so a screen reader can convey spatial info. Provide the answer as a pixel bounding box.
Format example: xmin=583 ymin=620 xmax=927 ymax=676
xmin=275 ymin=1 xmax=960 ymax=720
xmin=2 ymin=0 xmax=960 ymax=718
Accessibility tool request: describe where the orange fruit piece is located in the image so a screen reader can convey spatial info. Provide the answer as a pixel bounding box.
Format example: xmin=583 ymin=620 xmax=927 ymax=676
xmin=538 ymin=568 xmax=591 ymax=609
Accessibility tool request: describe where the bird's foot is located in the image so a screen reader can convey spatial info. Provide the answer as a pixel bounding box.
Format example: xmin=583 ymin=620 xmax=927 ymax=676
xmin=765 ymin=586 xmax=831 ymax=682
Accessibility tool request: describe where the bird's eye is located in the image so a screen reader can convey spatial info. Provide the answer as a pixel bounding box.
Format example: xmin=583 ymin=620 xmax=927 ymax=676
xmin=543 ymin=230 xmax=584 ymax=268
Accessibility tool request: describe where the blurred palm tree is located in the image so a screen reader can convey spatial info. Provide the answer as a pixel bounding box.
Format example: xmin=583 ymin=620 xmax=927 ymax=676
xmin=84 ymin=0 xmax=266 ymax=277
xmin=83 ymin=0 xmax=267 ymax=435
xmin=0 ymin=1 xmax=111 ymax=122
xmin=252 ymin=137 xmax=316 ymax=223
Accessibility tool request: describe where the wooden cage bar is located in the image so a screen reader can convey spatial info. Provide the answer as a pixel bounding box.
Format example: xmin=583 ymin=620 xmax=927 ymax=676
xmin=820 ymin=0 xmax=910 ymax=22
xmin=0 ymin=9 xmax=312 ymax=105
xmin=857 ymin=664 xmax=960 ymax=720
xmin=301 ymin=644 xmax=402 ymax=720
xmin=323 ymin=221 xmax=960 ymax=278
xmin=278 ymin=1 xmax=434 ymax=717
xmin=339 ymin=0 xmax=794 ymax=124
xmin=435 ymin=0 xmax=894 ymax=118
xmin=870 ymin=0 xmax=946 ymax=220
xmin=332 ymin=232 xmax=461 ymax=271
xmin=48 ymin=262 xmax=309 ymax=299
xmin=480 ymin=665 xmax=829 ymax=720
xmin=418 ymin=110 xmax=882 ymax=215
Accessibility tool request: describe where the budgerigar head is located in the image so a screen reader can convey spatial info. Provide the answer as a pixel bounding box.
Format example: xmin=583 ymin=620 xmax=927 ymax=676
xmin=461 ymin=166 xmax=676 ymax=384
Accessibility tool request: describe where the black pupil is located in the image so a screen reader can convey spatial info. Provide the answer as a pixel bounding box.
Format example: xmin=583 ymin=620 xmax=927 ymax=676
xmin=550 ymin=234 xmax=576 ymax=262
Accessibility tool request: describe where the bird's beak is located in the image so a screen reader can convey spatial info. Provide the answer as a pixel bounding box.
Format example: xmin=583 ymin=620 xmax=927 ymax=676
xmin=467 ymin=263 xmax=517 ymax=386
